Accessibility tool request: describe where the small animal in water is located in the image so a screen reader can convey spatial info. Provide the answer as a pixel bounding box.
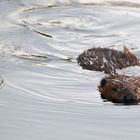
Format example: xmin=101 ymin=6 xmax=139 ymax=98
xmin=98 ymin=74 xmax=140 ymax=105
xmin=77 ymin=47 xmax=140 ymax=74
xmin=77 ymin=47 xmax=140 ymax=105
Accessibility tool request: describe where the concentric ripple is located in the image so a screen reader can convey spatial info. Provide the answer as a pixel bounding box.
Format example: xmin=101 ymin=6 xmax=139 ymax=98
xmin=1 ymin=0 xmax=140 ymax=103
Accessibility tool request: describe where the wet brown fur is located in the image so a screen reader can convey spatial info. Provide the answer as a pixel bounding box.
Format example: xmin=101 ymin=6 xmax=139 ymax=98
xmin=98 ymin=74 xmax=140 ymax=104
xmin=77 ymin=47 xmax=140 ymax=74
xmin=77 ymin=47 xmax=140 ymax=104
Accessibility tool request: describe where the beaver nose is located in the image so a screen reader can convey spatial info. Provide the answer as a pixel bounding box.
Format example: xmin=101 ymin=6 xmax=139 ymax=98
xmin=123 ymin=89 xmax=137 ymax=105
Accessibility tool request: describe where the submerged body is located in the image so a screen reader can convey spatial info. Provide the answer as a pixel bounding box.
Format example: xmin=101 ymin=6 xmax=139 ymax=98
xmin=77 ymin=47 xmax=140 ymax=74
xmin=98 ymin=74 xmax=140 ymax=105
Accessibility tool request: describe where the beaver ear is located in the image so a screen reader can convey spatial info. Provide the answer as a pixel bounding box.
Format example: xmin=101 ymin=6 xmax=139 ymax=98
xmin=123 ymin=46 xmax=136 ymax=59
xmin=100 ymin=78 xmax=107 ymax=88
xmin=123 ymin=47 xmax=131 ymax=56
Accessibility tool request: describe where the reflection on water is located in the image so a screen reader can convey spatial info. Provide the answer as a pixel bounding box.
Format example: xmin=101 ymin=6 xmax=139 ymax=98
xmin=1 ymin=0 xmax=140 ymax=140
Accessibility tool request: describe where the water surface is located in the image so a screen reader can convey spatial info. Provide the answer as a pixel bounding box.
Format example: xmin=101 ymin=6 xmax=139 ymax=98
xmin=0 ymin=0 xmax=140 ymax=139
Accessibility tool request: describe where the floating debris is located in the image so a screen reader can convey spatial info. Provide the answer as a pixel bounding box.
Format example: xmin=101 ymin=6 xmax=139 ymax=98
xmin=32 ymin=29 xmax=53 ymax=38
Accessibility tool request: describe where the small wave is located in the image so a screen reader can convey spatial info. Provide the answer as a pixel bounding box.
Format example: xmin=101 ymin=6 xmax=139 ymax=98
xmin=0 ymin=77 xmax=4 ymax=89
xmin=117 ymin=66 xmax=140 ymax=76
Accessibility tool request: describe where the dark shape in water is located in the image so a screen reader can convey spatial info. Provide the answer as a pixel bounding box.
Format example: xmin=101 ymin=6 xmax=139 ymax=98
xmin=0 ymin=78 xmax=4 ymax=88
xmin=77 ymin=47 xmax=140 ymax=74
xmin=77 ymin=47 xmax=140 ymax=105
xmin=98 ymin=74 xmax=140 ymax=105
xmin=32 ymin=29 xmax=53 ymax=38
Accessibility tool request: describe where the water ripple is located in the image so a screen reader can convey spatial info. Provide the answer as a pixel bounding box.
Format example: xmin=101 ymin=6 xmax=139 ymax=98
xmin=1 ymin=1 xmax=140 ymax=139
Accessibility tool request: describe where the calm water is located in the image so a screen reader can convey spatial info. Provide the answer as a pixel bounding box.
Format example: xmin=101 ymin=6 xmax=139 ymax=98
xmin=1 ymin=0 xmax=140 ymax=139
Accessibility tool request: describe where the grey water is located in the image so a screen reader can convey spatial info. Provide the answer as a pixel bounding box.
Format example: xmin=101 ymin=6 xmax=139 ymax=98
xmin=0 ymin=0 xmax=140 ymax=139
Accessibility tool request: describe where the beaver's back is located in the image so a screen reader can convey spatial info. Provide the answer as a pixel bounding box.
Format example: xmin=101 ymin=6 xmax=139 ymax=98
xmin=77 ymin=47 xmax=140 ymax=74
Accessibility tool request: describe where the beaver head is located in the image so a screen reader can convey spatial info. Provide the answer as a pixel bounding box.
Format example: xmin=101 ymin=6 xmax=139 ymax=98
xmin=98 ymin=74 xmax=140 ymax=105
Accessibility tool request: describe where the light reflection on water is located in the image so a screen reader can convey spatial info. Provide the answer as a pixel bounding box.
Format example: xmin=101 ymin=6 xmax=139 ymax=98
xmin=0 ymin=0 xmax=140 ymax=140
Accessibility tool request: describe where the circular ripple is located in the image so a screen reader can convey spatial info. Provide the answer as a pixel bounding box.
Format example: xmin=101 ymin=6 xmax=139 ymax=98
xmin=12 ymin=3 xmax=140 ymax=51
xmin=4 ymin=2 xmax=140 ymax=105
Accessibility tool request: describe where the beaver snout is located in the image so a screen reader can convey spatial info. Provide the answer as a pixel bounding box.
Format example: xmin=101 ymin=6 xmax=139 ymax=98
xmin=123 ymin=89 xmax=138 ymax=105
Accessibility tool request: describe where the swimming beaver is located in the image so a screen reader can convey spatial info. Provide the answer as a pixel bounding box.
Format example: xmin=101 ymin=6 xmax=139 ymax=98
xmin=77 ymin=47 xmax=140 ymax=104
xmin=77 ymin=47 xmax=140 ymax=74
xmin=98 ymin=74 xmax=140 ymax=105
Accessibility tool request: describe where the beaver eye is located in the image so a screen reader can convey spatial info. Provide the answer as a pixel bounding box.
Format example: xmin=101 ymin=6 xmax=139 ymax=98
xmin=100 ymin=79 xmax=107 ymax=88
